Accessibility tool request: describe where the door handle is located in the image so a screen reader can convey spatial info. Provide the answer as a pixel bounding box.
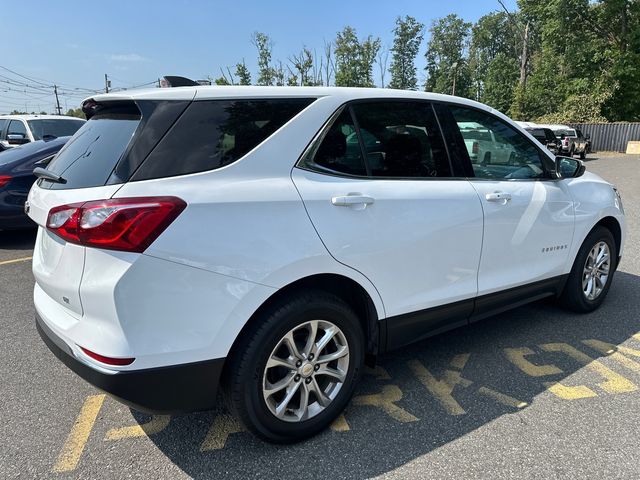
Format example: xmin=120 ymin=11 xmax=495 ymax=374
xmin=485 ymin=192 xmax=512 ymax=203
xmin=331 ymin=194 xmax=375 ymax=207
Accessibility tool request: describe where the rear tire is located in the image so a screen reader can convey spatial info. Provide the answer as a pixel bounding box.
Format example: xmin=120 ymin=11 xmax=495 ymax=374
xmin=225 ymin=290 xmax=364 ymax=443
xmin=579 ymin=150 xmax=586 ymax=160
xmin=559 ymin=226 xmax=617 ymax=313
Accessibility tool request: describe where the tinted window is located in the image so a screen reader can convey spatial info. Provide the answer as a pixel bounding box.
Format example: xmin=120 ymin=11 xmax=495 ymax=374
xmin=527 ymin=128 xmax=547 ymax=143
xmin=8 ymin=120 xmax=27 ymax=137
xmin=451 ymin=106 xmax=547 ymax=180
xmin=544 ymin=129 xmax=557 ymax=142
xmin=27 ymin=119 xmax=85 ymax=140
xmin=351 ymin=102 xmax=451 ymax=178
xmin=0 ymin=119 xmax=7 ymax=139
xmin=299 ymin=108 xmax=367 ymax=176
xmin=40 ymin=113 xmax=141 ymax=190
xmin=133 ymin=98 xmax=314 ymax=181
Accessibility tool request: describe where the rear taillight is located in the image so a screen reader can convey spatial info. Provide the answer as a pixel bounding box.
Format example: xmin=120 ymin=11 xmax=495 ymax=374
xmin=472 ymin=142 xmax=479 ymax=155
xmin=0 ymin=175 xmax=11 ymax=187
xmin=46 ymin=196 xmax=186 ymax=253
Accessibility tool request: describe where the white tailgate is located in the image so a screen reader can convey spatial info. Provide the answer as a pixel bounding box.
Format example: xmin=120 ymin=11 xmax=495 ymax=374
xmin=27 ymin=181 xmax=123 ymax=318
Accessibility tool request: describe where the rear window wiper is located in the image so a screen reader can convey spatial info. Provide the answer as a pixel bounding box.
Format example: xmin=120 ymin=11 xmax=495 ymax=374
xmin=33 ymin=167 xmax=66 ymax=184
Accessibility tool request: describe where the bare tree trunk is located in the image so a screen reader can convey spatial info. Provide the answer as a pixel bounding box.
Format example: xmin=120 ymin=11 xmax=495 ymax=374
xmin=377 ymin=47 xmax=389 ymax=88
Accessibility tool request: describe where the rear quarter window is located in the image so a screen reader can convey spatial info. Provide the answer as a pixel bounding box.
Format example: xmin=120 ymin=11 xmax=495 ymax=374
xmin=131 ymin=98 xmax=315 ymax=181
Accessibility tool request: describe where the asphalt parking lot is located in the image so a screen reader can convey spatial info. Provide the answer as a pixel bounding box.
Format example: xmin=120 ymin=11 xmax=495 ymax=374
xmin=1 ymin=154 xmax=639 ymax=480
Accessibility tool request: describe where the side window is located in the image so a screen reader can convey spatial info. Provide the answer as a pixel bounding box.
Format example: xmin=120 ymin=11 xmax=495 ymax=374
xmin=300 ymin=108 xmax=367 ymax=176
xmin=351 ymin=102 xmax=452 ymax=178
xmin=0 ymin=119 xmax=8 ymax=139
xmin=450 ymin=106 xmax=546 ymax=180
xmin=8 ymin=120 xmax=28 ymax=138
xmin=133 ymin=98 xmax=315 ymax=181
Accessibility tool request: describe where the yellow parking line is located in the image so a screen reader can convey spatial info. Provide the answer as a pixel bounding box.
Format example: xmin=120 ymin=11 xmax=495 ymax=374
xmin=53 ymin=394 xmax=105 ymax=473
xmin=105 ymin=415 xmax=171 ymax=441
xmin=0 ymin=256 xmax=32 ymax=266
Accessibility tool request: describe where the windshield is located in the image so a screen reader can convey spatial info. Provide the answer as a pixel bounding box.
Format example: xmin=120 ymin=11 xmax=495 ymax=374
xmin=27 ymin=119 xmax=85 ymax=140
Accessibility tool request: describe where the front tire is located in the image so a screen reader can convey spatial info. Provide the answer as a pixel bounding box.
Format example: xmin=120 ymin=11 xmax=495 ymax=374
xmin=559 ymin=226 xmax=617 ymax=312
xmin=226 ymin=290 xmax=364 ymax=443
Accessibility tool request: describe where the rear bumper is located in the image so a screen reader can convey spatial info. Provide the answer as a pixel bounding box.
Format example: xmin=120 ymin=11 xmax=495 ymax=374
xmin=36 ymin=312 xmax=225 ymax=414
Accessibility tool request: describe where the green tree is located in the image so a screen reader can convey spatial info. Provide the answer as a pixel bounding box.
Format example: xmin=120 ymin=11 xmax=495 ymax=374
xmin=64 ymin=108 xmax=85 ymax=119
xmin=289 ymin=47 xmax=314 ymax=86
xmin=251 ymin=32 xmax=275 ymax=86
xmin=468 ymin=11 xmax=520 ymax=107
xmin=235 ymin=60 xmax=252 ymax=85
xmin=213 ymin=76 xmax=230 ymax=85
xmin=334 ymin=26 xmax=381 ymax=87
xmin=389 ymin=16 xmax=424 ymax=90
xmin=424 ymin=14 xmax=472 ymax=97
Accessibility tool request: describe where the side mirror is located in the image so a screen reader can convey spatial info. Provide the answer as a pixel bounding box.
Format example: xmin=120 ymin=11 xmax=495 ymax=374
xmin=555 ymin=156 xmax=586 ymax=179
xmin=7 ymin=134 xmax=29 ymax=145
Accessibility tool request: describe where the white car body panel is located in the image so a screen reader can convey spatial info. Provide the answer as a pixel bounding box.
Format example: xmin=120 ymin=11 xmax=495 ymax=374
xmin=292 ymin=168 xmax=484 ymax=316
xmin=469 ymin=179 xmax=575 ymax=294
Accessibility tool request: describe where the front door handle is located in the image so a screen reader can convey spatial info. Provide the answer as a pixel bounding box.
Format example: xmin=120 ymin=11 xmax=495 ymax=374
xmin=331 ymin=194 xmax=375 ymax=207
xmin=485 ymin=192 xmax=512 ymax=203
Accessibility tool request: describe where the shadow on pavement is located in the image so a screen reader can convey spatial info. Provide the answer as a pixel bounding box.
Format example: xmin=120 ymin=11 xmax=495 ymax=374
xmin=137 ymin=270 xmax=640 ymax=479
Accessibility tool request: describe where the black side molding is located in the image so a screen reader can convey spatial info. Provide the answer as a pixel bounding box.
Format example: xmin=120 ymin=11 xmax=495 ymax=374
xmin=382 ymin=275 xmax=568 ymax=352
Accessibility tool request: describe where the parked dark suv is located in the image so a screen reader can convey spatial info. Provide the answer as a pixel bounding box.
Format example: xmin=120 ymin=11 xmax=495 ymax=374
xmin=525 ymin=127 xmax=560 ymax=155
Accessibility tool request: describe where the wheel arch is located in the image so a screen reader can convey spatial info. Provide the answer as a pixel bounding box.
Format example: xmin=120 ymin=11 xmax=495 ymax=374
xmin=224 ymin=273 xmax=382 ymax=378
xmin=594 ymin=216 xmax=622 ymax=261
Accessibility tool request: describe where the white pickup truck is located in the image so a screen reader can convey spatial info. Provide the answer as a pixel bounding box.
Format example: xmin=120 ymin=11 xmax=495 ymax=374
xmin=538 ymin=124 xmax=588 ymax=159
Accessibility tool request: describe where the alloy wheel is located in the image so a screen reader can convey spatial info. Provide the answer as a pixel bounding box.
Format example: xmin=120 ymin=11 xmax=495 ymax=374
xmin=262 ymin=320 xmax=350 ymax=423
xmin=582 ymin=241 xmax=610 ymax=301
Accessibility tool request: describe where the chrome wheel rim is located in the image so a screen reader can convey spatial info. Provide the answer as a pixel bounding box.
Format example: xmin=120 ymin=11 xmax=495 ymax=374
xmin=582 ymin=241 xmax=610 ymax=301
xmin=262 ymin=320 xmax=350 ymax=423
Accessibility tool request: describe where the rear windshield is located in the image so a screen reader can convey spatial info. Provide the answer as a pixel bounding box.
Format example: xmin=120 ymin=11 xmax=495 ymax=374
xmin=132 ymin=98 xmax=315 ymax=181
xmin=27 ymin=119 xmax=85 ymax=140
xmin=40 ymin=113 xmax=140 ymax=190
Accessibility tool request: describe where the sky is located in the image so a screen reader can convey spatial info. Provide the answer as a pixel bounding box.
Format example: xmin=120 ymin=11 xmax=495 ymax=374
xmin=0 ymin=0 xmax=518 ymax=115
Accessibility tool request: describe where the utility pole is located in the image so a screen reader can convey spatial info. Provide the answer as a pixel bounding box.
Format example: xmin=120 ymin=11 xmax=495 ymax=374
xmin=104 ymin=73 xmax=110 ymax=93
xmin=53 ymin=84 xmax=62 ymax=115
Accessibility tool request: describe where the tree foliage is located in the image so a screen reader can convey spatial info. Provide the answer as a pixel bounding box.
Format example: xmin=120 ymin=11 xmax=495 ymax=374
xmin=212 ymin=4 xmax=639 ymax=121
xmin=334 ymin=26 xmax=381 ymax=87
xmin=64 ymin=108 xmax=85 ymax=119
xmin=424 ymin=14 xmax=472 ymax=97
xmin=235 ymin=60 xmax=251 ymax=85
xmin=389 ymin=16 xmax=424 ymax=90
xmin=251 ymin=32 xmax=275 ymax=86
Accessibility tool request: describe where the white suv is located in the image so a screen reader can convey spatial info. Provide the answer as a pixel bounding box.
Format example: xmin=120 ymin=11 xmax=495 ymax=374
xmin=28 ymin=87 xmax=625 ymax=442
xmin=0 ymin=114 xmax=85 ymax=149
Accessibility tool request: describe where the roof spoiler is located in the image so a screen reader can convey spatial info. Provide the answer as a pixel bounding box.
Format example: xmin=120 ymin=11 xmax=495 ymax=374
xmin=160 ymin=76 xmax=211 ymax=88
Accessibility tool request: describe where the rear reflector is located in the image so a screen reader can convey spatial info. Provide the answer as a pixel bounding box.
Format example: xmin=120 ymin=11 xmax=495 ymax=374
xmin=80 ymin=347 xmax=135 ymax=366
xmin=46 ymin=196 xmax=186 ymax=253
xmin=0 ymin=175 xmax=11 ymax=188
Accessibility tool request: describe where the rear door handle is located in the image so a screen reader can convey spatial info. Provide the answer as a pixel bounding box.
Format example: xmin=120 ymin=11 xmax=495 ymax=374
xmin=485 ymin=192 xmax=512 ymax=203
xmin=331 ymin=195 xmax=375 ymax=207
